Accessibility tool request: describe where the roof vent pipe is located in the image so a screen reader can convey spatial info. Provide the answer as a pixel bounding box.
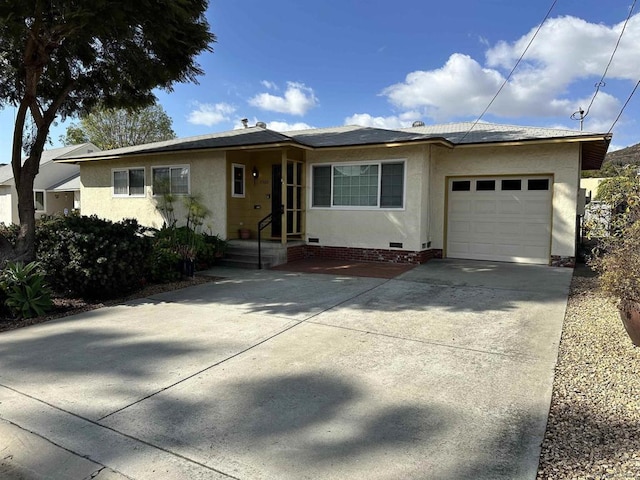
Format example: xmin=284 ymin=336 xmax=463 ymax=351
xmin=256 ymin=121 xmax=267 ymax=128
xmin=412 ymin=121 xmax=425 ymax=127
xmin=241 ymin=118 xmax=249 ymax=128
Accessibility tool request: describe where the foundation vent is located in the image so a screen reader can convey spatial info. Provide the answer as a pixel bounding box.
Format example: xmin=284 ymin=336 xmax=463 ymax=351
xmin=389 ymin=242 xmax=403 ymax=248
xmin=308 ymin=237 xmax=319 ymax=243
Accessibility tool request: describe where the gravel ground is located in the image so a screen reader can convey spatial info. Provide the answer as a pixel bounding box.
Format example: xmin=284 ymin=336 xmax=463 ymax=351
xmin=537 ymin=267 xmax=640 ymax=479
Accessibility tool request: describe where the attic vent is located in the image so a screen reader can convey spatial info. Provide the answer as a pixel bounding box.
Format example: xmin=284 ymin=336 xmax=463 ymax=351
xmin=412 ymin=121 xmax=425 ymax=127
xmin=256 ymin=121 xmax=267 ymax=128
xmin=87 ymin=149 xmax=94 ymax=153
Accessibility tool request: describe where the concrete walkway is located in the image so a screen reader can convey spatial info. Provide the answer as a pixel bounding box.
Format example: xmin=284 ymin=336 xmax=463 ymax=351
xmin=0 ymin=260 xmax=573 ymax=479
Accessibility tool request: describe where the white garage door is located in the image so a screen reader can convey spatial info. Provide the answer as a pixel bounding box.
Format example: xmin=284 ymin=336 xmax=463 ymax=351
xmin=447 ymin=176 xmax=552 ymax=264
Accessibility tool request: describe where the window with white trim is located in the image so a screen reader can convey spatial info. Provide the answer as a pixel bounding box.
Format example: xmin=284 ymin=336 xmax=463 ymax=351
xmin=311 ymin=161 xmax=405 ymax=209
xmin=152 ymin=166 xmax=190 ymax=195
xmin=231 ymin=164 xmax=245 ymax=198
xmin=113 ymin=168 xmax=145 ymax=197
xmin=34 ymin=190 xmax=46 ymax=211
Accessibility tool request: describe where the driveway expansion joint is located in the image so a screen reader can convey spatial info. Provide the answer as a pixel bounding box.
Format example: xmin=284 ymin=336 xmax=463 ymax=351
xmin=306 ymin=320 xmax=539 ymax=361
xmin=0 ymin=384 xmax=241 ymax=480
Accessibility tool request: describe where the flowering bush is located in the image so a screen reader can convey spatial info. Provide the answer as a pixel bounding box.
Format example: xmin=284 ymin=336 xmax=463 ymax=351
xmin=589 ymin=166 xmax=640 ymax=302
xmin=592 ymin=221 xmax=640 ymax=301
xmin=36 ymin=215 xmax=151 ymax=299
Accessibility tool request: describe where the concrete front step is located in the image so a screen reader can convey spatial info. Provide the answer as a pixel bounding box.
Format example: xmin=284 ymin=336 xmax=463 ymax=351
xmin=221 ymin=240 xmax=293 ymax=269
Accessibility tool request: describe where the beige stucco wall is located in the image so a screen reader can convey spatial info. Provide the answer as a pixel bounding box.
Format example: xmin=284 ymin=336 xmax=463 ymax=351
xmin=80 ymin=151 xmax=227 ymax=237
xmin=305 ymin=145 xmax=429 ymax=252
xmin=430 ymin=142 xmax=582 ymax=258
xmin=580 ymin=177 xmax=606 ymax=199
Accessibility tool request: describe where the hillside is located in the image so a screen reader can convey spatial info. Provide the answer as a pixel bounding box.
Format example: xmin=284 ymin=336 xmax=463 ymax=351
xmin=605 ymin=142 xmax=640 ymax=165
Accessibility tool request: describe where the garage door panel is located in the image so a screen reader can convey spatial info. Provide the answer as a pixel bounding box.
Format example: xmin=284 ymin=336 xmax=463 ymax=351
xmin=474 ymin=200 xmax=497 ymax=214
xmin=470 ymin=243 xmax=496 ymax=256
xmin=523 ymin=200 xmax=550 ymax=215
xmin=449 ymin=221 xmax=471 ymax=234
xmin=450 ymin=199 xmax=472 ymax=214
xmin=498 ymin=200 xmax=523 ymax=215
xmin=494 ymin=244 xmax=522 ymax=256
xmin=447 ymin=176 xmax=551 ymax=264
xmin=473 ymin=223 xmax=497 ymax=234
xmin=448 ymin=242 xmax=470 ymax=255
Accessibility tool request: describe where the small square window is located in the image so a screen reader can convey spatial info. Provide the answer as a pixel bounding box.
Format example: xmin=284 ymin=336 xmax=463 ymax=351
xmin=501 ymin=179 xmax=522 ymax=191
xmin=113 ymin=168 xmax=145 ymax=196
xmin=452 ymin=180 xmax=471 ymax=191
xmin=152 ymin=166 xmax=190 ymax=196
xmin=528 ymin=179 xmax=550 ymax=190
xmin=476 ymin=180 xmax=496 ymax=191
xmin=232 ymin=164 xmax=245 ymax=198
xmin=34 ymin=191 xmax=45 ymax=211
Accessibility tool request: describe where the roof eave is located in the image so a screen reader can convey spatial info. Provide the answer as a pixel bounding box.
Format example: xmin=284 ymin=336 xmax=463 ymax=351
xmin=55 ymin=140 xmax=308 ymax=163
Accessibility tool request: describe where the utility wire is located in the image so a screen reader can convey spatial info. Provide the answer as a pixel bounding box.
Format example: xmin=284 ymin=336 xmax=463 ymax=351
xmin=608 ymin=79 xmax=640 ymax=133
xmin=459 ymin=0 xmax=559 ymax=143
xmin=579 ymin=0 xmax=637 ymax=121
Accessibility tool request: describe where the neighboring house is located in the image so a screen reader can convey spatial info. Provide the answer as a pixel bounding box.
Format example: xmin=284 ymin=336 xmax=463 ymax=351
xmin=580 ymin=177 xmax=607 ymax=201
xmin=58 ymin=123 xmax=610 ymax=266
xmin=0 ymin=143 xmax=99 ymax=225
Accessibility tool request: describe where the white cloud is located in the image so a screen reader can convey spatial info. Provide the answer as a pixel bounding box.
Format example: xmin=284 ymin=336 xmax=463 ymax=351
xmin=608 ymin=144 xmax=626 ymax=152
xmin=261 ymin=80 xmax=278 ymax=90
xmin=344 ymin=112 xmax=419 ymax=129
xmin=231 ymin=118 xmax=313 ymax=131
xmin=187 ymin=102 xmax=235 ymax=126
xmin=383 ymin=54 xmax=504 ymax=121
xmin=249 ymin=82 xmax=318 ymax=116
xmin=267 ymin=121 xmax=313 ymax=132
xmin=381 ymin=14 xmax=640 ymax=128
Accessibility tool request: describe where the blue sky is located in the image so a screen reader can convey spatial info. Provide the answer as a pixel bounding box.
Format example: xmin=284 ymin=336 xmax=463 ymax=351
xmin=2 ymin=0 xmax=640 ymax=164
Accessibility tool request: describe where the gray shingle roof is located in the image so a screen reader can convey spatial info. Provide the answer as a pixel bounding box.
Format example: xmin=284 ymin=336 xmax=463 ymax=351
xmin=288 ymin=126 xmax=437 ymax=148
xmin=63 ymin=127 xmax=293 ymax=160
xmin=48 ymin=173 xmax=81 ymax=191
xmin=0 ymin=143 xmax=94 ymax=184
xmin=403 ymin=122 xmax=604 ymax=144
xmin=59 ymin=122 xmax=611 ymax=168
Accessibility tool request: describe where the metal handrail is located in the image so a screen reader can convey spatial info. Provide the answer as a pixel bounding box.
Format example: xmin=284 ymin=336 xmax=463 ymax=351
xmin=257 ymin=212 xmax=274 ymax=269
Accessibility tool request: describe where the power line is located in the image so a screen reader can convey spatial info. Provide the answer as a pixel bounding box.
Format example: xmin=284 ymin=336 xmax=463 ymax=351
xmin=459 ymin=0 xmax=559 ymax=143
xmin=577 ymin=0 xmax=637 ymax=122
xmin=608 ymin=79 xmax=640 ymax=134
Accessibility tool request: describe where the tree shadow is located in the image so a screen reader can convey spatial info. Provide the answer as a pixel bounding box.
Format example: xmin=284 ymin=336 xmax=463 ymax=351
xmin=101 ymin=371 xmax=448 ymax=475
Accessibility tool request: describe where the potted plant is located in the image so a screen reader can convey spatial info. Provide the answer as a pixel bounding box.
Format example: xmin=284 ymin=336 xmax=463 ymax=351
xmin=176 ymin=244 xmax=196 ymax=278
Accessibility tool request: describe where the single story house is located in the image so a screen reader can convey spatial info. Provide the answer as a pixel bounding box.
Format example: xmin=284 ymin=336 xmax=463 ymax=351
xmin=0 ymin=143 xmax=99 ymax=225
xmin=58 ymin=122 xmax=610 ymax=266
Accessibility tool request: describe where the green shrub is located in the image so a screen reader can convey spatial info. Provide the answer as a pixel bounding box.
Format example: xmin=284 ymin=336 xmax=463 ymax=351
xmin=145 ymin=239 xmax=181 ymax=283
xmin=36 ymin=215 xmax=151 ymax=299
xmin=1 ymin=261 xmax=52 ymax=318
xmin=0 ymin=222 xmax=18 ymax=246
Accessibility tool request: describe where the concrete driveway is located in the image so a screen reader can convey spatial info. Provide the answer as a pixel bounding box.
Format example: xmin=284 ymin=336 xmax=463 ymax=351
xmin=0 ymin=259 xmax=573 ymax=480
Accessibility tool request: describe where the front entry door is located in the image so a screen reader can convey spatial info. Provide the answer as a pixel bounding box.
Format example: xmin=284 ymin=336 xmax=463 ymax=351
xmin=271 ymin=162 xmax=303 ymax=238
